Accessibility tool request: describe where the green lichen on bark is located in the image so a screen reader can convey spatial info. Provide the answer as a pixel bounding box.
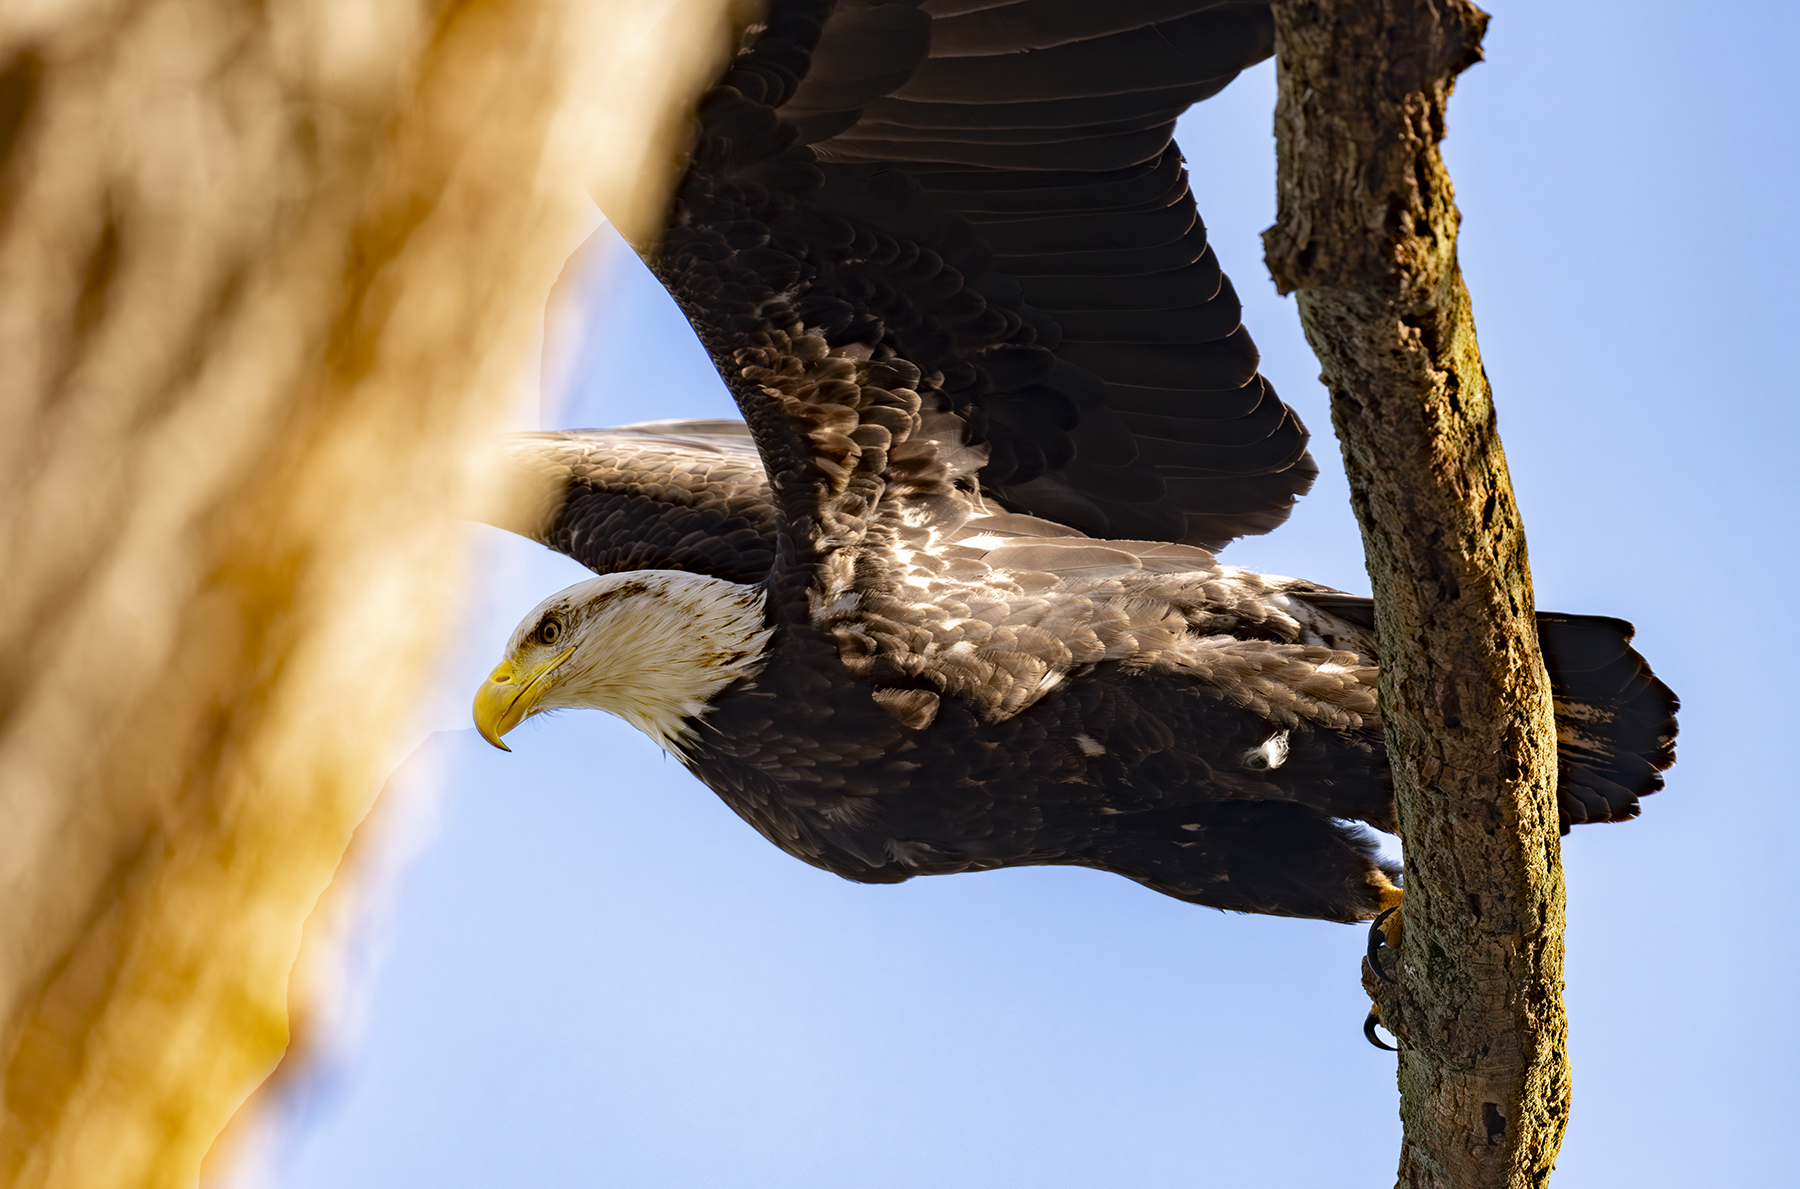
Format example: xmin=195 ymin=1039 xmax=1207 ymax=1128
xmin=1262 ymin=1 xmax=1569 ymax=1186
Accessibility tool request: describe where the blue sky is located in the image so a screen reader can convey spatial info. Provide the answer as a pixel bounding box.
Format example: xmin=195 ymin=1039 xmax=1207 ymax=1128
xmin=259 ymin=2 xmax=1799 ymax=1185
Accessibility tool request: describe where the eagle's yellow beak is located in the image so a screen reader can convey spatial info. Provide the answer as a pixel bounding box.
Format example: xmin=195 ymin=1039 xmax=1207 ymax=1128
xmin=472 ymin=646 xmax=577 ymax=751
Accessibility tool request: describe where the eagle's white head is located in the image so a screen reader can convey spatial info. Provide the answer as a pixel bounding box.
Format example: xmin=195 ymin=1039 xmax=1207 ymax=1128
xmin=473 ymin=570 xmax=771 ymax=756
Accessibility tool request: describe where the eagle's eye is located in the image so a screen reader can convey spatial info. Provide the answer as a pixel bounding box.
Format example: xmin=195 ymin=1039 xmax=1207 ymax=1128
xmin=536 ymin=618 xmax=562 ymax=645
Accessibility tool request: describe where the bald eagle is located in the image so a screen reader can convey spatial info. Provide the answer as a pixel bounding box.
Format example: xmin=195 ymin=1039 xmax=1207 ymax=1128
xmin=472 ymin=0 xmax=1676 ymax=924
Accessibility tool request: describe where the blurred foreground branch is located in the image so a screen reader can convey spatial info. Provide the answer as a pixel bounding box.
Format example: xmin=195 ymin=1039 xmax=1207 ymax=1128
xmin=1264 ymin=2 xmax=1569 ymax=1186
xmin=0 ymin=1 xmax=741 ymax=1184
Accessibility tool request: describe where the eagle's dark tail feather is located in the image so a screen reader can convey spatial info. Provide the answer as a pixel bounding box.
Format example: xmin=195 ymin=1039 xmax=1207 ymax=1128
xmin=1296 ymin=592 xmax=1678 ymax=829
xmin=1536 ymin=613 xmax=1679 ymax=830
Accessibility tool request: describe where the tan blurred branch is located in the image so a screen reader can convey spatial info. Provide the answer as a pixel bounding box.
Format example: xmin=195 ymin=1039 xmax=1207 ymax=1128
xmin=0 ymin=1 xmax=743 ymax=1184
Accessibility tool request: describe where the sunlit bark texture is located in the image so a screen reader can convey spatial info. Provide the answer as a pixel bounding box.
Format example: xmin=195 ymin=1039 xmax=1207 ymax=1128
xmin=0 ymin=1 xmax=742 ymax=1184
xmin=1262 ymin=2 xmax=1568 ymax=1186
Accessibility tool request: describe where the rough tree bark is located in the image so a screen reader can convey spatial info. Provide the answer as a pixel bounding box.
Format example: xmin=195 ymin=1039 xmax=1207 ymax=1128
xmin=1262 ymin=2 xmax=1568 ymax=1187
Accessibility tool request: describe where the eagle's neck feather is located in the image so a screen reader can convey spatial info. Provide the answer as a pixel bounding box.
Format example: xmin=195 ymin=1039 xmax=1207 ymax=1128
xmin=549 ymin=572 xmax=771 ymax=756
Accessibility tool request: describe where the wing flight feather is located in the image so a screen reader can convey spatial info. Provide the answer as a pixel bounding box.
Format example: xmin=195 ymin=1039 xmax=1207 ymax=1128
xmin=655 ymin=0 xmax=1312 ymax=555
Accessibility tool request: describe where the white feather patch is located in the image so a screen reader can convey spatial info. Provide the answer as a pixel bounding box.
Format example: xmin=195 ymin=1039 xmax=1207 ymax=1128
xmin=1241 ymin=731 xmax=1291 ymax=771
xmin=514 ymin=571 xmax=771 ymax=757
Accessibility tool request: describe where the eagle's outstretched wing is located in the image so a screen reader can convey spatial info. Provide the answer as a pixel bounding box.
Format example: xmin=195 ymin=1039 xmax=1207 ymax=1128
xmin=490 ymin=422 xmax=776 ymax=584
xmin=654 ymin=0 xmax=1311 ymax=567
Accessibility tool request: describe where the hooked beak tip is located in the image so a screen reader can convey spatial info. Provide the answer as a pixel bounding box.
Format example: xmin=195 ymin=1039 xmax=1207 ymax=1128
xmin=473 ymin=664 xmax=525 ymax=752
xmin=472 ymin=646 xmax=575 ymax=752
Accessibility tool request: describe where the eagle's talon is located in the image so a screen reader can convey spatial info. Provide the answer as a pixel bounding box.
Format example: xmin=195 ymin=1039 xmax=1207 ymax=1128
xmin=1364 ymin=1006 xmax=1399 ymax=1052
xmin=1367 ymin=906 xmax=1399 ymax=984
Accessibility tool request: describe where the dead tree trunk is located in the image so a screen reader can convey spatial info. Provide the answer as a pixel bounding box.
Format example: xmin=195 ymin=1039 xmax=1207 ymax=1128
xmin=1262 ymin=2 xmax=1569 ymax=1186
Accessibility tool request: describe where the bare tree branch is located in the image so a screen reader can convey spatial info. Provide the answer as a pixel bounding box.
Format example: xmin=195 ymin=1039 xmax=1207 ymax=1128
xmin=0 ymin=2 xmax=742 ymax=1183
xmin=1263 ymin=2 xmax=1568 ymax=1185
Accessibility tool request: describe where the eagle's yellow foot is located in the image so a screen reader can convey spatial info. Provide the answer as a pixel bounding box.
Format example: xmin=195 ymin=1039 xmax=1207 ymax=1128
xmin=1363 ymin=1004 xmax=1400 ymax=1052
xmin=1363 ymin=883 xmax=1404 ymax=1047
xmin=1366 ymin=884 xmax=1404 ymax=984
